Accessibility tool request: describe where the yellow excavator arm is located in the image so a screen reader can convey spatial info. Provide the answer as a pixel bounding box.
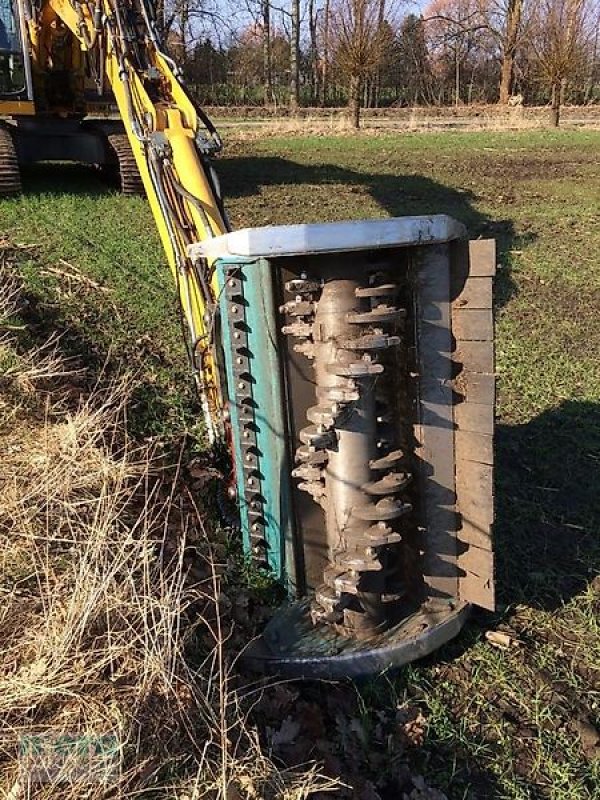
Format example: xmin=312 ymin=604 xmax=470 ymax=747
xmin=30 ymin=0 xmax=229 ymax=438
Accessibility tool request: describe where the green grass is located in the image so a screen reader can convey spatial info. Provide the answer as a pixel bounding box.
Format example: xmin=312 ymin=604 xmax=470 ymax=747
xmin=2 ymin=128 xmax=599 ymax=799
xmin=0 ymin=164 xmax=200 ymax=439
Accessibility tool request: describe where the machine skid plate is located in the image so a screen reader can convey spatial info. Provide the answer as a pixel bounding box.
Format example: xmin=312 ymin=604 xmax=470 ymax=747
xmin=243 ymin=599 xmax=471 ymax=679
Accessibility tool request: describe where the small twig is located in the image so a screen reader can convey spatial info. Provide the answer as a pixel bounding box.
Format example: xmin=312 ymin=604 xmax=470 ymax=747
xmin=42 ymin=261 xmax=112 ymax=294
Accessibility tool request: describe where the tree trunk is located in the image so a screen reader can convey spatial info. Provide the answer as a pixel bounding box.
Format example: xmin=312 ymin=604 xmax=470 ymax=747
xmin=349 ymin=74 xmax=361 ymax=128
xmin=499 ymin=0 xmax=522 ymax=104
xmin=262 ymin=0 xmax=273 ymax=105
xmin=308 ymin=0 xmax=319 ymax=104
xmin=560 ymin=77 xmax=567 ymax=105
xmin=155 ymin=0 xmax=165 ymax=37
xmin=550 ymin=81 xmax=560 ymax=126
xmin=321 ymin=0 xmax=330 ymax=106
xmin=499 ymin=50 xmax=514 ymax=103
xmin=373 ymin=0 xmax=385 ymax=110
xmin=290 ymin=0 xmax=300 ymax=109
xmin=454 ymin=43 xmax=460 ymax=106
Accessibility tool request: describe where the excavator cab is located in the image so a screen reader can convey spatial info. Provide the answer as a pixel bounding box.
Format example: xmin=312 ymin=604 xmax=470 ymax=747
xmin=0 ymin=0 xmax=142 ymax=195
xmin=0 ymin=0 xmax=30 ymax=99
xmin=0 ymin=0 xmax=29 ymax=93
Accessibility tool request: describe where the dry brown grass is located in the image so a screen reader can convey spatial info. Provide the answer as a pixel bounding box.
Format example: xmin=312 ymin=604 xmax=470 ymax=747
xmin=0 ymin=252 xmax=340 ymax=800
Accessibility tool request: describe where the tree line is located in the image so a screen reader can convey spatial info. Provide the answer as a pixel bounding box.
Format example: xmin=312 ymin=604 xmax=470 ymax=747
xmin=162 ymin=0 xmax=600 ymax=126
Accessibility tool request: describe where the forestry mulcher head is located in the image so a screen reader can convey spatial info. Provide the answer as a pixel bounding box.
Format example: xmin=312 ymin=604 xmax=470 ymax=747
xmin=190 ymin=215 xmax=496 ymax=679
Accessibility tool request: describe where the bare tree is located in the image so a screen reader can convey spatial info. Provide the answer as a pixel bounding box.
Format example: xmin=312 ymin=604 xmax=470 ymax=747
xmin=498 ymin=0 xmax=524 ymax=101
xmin=475 ymin=0 xmax=527 ymax=102
xmin=308 ymin=0 xmax=320 ymax=101
xmin=321 ymin=0 xmax=331 ymax=104
xmin=290 ymin=0 xmax=300 ymax=107
xmin=530 ymin=0 xmax=595 ymax=125
xmin=262 ymin=0 xmax=274 ymax=103
xmin=329 ymin=0 xmax=391 ymax=127
xmin=424 ymin=0 xmax=492 ymax=105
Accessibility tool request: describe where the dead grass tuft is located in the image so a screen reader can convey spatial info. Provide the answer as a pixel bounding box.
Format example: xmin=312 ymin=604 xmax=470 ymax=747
xmin=0 ymin=245 xmax=340 ymax=800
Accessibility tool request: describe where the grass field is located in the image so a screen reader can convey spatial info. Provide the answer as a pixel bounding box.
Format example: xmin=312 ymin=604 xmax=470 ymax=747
xmin=1 ymin=128 xmax=599 ymax=799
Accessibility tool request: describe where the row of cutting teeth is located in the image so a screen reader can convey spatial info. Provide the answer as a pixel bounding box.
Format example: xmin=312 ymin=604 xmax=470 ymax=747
xmin=280 ymin=273 xmax=412 ymax=633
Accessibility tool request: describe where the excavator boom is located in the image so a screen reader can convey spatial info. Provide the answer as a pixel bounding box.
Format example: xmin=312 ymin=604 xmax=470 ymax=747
xmin=24 ymin=0 xmax=229 ymax=438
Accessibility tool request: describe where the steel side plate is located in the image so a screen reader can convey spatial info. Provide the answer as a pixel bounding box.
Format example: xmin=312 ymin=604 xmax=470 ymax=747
xmin=243 ymin=598 xmax=471 ymax=679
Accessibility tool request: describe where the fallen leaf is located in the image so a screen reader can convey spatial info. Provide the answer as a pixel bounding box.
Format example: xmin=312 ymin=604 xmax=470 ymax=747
xmin=271 ymin=716 xmax=300 ymax=747
xmin=485 ymin=630 xmax=523 ymax=650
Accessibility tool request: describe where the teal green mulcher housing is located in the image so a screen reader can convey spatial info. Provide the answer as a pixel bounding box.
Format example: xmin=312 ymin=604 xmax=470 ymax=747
xmin=192 ymin=215 xmax=497 ymax=678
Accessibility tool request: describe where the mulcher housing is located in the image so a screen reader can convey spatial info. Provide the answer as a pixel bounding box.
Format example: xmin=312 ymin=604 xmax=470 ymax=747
xmin=190 ymin=215 xmax=496 ymax=678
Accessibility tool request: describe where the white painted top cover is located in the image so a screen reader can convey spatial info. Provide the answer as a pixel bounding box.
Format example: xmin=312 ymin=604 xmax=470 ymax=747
xmin=188 ymin=215 xmax=466 ymax=261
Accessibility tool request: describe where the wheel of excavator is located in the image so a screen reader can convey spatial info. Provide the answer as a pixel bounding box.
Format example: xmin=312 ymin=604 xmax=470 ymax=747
xmin=0 ymin=126 xmax=22 ymax=197
xmin=107 ymin=134 xmax=145 ymax=196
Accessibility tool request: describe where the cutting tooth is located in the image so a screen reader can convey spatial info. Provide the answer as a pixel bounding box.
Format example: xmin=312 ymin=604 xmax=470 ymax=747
xmin=293 ymin=341 xmax=315 ymax=359
xmin=361 ymin=472 xmax=411 ymax=495
xmin=280 ymin=299 xmax=316 ymax=316
xmin=306 ymin=403 xmax=349 ymax=427
xmin=347 ymin=306 xmax=406 ymax=325
xmin=339 ymin=332 xmax=401 ymax=350
xmin=282 ymin=321 xmax=313 ymax=338
xmin=317 ymin=383 xmax=360 ymax=403
xmin=285 ymin=278 xmax=322 ymax=294
xmin=292 ymin=463 xmax=323 ymax=482
xmin=327 ymin=360 xmax=384 ymax=377
xmin=315 ymin=584 xmax=342 ymax=613
xmin=364 ymin=523 xmax=402 ymax=547
xmin=355 ymin=283 xmax=399 ymax=299
xmin=298 ymin=481 xmax=327 ymax=501
xmin=353 ymin=497 xmax=412 ymax=522
xmin=299 ymin=425 xmax=337 ymax=450
xmin=339 ymin=548 xmax=382 ymax=572
xmin=311 ymin=602 xmax=344 ymax=626
xmin=295 ymin=444 xmax=329 ymax=465
xmin=333 ymin=572 xmax=360 ymax=594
